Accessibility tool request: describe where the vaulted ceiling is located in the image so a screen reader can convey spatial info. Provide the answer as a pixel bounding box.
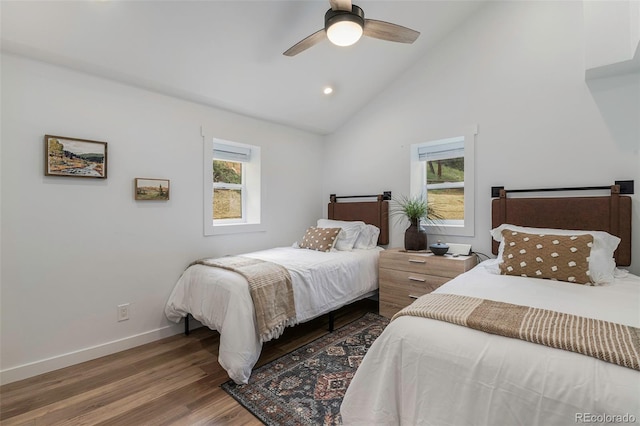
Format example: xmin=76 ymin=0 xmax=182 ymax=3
xmin=1 ymin=1 xmax=486 ymax=135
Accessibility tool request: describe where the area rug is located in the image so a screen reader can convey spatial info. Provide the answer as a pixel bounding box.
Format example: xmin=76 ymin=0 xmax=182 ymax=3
xmin=221 ymin=312 xmax=389 ymax=425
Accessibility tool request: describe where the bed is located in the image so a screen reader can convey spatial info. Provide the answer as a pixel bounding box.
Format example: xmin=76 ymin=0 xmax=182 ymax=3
xmin=341 ymin=183 xmax=639 ymax=425
xmin=165 ymin=193 xmax=389 ymax=384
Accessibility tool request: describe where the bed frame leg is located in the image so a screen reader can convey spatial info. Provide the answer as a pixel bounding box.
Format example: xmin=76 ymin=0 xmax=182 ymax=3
xmin=328 ymin=312 xmax=334 ymax=332
xmin=184 ymin=314 xmax=190 ymax=336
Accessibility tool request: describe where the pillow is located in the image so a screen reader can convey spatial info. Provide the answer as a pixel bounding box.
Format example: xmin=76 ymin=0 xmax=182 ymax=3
xmin=354 ymin=224 xmax=381 ymax=250
xmin=491 ymin=224 xmax=620 ymax=284
xmin=499 ymin=230 xmax=594 ymax=284
xmin=317 ymin=219 xmax=365 ymax=251
xmin=299 ymin=227 xmax=341 ymax=252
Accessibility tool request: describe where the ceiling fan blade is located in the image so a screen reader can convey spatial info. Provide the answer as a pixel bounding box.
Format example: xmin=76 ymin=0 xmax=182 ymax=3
xmin=283 ymin=29 xmax=327 ymax=56
xmin=329 ymin=0 xmax=352 ymax=11
xmin=364 ymin=19 xmax=420 ymax=44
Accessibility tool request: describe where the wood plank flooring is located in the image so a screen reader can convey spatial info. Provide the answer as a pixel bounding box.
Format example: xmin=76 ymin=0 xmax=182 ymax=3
xmin=0 ymin=299 xmax=378 ymax=425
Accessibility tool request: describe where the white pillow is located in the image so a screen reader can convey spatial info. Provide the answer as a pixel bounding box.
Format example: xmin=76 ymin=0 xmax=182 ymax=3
xmin=490 ymin=224 xmax=621 ymax=284
xmin=354 ymin=224 xmax=381 ymax=249
xmin=317 ymin=219 xmax=365 ymax=251
xmin=368 ymin=225 xmax=381 ymax=248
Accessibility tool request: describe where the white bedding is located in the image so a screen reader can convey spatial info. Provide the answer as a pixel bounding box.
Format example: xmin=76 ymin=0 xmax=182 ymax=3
xmin=165 ymin=246 xmax=381 ymax=384
xmin=341 ymin=260 xmax=640 ymax=426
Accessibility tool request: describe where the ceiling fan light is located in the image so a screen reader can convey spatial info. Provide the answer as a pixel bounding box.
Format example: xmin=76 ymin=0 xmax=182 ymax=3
xmin=325 ymin=5 xmax=365 ymax=47
xmin=327 ymin=20 xmax=363 ymax=47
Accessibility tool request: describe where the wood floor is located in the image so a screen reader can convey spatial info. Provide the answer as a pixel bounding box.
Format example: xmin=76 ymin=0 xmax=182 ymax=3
xmin=0 ymin=299 xmax=378 ymax=425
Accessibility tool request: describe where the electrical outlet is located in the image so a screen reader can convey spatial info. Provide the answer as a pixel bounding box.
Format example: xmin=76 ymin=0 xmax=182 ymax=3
xmin=117 ymin=303 xmax=130 ymax=322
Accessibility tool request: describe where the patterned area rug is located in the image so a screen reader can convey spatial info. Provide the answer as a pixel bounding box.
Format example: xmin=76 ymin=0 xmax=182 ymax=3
xmin=221 ymin=312 xmax=389 ymax=425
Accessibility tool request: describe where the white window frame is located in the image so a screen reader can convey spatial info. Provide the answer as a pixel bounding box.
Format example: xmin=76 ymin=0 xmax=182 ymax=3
xmin=409 ymin=128 xmax=476 ymax=237
xmin=203 ymin=132 xmax=264 ymax=236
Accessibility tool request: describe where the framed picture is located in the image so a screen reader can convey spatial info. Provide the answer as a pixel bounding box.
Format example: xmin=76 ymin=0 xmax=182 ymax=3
xmin=45 ymin=135 xmax=107 ymax=178
xmin=135 ymin=178 xmax=170 ymax=201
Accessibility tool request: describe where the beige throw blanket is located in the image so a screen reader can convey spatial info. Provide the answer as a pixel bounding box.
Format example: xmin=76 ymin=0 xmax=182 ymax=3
xmin=191 ymin=256 xmax=296 ymax=343
xmin=393 ymin=293 xmax=640 ymax=371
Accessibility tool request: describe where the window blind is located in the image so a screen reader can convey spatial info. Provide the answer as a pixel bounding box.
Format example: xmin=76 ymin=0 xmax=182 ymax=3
xmin=213 ymin=143 xmax=251 ymax=162
xmin=418 ymin=140 xmax=464 ymax=162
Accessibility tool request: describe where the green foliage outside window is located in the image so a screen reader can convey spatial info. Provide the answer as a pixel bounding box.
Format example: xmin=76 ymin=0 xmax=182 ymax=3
xmin=426 ymin=158 xmax=464 ymax=183
xmin=213 ymin=160 xmax=243 ymax=220
xmin=426 ymin=158 xmax=465 ymax=220
xmin=213 ymin=160 xmax=242 ymax=184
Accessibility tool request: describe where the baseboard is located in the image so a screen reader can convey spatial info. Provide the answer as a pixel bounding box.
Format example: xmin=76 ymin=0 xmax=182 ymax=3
xmin=0 ymin=324 xmax=184 ymax=385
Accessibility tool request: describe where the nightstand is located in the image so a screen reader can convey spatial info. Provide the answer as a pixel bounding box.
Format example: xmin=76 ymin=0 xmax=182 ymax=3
xmin=379 ymin=248 xmax=476 ymax=319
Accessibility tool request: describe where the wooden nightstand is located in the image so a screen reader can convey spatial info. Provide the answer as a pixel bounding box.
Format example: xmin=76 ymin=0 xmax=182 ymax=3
xmin=379 ymin=248 xmax=477 ymax=319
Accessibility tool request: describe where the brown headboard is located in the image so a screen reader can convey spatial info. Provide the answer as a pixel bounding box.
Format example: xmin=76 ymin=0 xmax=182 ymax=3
xmin=328 ymin=192 xmax=390 ymax=245
xmin=491 ymin=183 xmax=632 ymax=266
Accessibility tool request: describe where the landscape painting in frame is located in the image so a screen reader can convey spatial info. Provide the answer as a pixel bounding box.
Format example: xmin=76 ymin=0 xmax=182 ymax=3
xmin=45 ymin=135 xmax=107 ymax=178
xmin=135 ymin=178 xmax=170 ymax=201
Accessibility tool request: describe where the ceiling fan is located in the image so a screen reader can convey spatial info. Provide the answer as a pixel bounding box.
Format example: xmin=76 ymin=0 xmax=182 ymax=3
xmin=283 ymin=0 xmax=420 ymax=57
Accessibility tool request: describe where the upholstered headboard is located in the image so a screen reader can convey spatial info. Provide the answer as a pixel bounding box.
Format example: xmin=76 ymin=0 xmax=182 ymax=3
xmin=328 ymin=192 xmax=390 ymax=245
xmin=491 ymin=182 xmax=633 ymax=266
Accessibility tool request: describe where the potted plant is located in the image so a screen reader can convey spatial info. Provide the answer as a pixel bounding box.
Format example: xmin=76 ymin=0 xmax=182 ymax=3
xmin=390 ymin=194 xmax=442 ymax=251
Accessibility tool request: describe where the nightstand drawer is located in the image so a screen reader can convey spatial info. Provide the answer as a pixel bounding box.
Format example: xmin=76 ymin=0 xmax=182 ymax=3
xmin=379 ymin=268 xmax=449 ymax=292
xmin=379 ymin=251 xmax=470 ymax=278
xmin=379 ymin=275 xmax=446 ymax=307
xmin=379 ymin=251 xmax=432 ymax=275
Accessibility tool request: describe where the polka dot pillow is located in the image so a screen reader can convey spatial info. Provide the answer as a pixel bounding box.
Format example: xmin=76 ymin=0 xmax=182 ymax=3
xmin=299 ymin=227 xmax=341 ymax=252
xmin=499 ymin=230 xmax=594 ymax=284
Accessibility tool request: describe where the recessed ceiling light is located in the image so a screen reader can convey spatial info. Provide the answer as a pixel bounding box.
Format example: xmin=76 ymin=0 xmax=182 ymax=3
xmin=323 ymin=86 xmax=334 ymax=95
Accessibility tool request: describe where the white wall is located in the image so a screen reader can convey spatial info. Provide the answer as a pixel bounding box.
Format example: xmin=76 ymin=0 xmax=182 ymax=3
xmin=0 ymin=54 xmax=325 ymax=384
xmin=323 ymin=1 xmax=640 ymax=273
xmin=584 ymin=0 xmax=640 ymax=70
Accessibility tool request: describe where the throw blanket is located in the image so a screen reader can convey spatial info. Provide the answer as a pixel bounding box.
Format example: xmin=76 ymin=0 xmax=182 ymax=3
xmin=191 ymin=256 xmax=296 ymax=343
xmin=393 ymin=293 xmax=640 ymax=371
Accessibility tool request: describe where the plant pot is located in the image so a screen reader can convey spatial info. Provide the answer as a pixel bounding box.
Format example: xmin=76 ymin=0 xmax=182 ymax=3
xmin=404 ymin=219 xmax=427 ymax=251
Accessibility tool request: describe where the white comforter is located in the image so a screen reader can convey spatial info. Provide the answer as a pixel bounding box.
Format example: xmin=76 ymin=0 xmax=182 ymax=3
xmin=341 ymin=260 xmax=640 ymax=426
xmin=165 ymin=246 xmax=381 ymax=384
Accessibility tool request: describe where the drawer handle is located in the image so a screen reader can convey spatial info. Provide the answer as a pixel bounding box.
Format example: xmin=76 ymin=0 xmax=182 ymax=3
xmin=408 ymin=294 xmax=420 ymax=300
xmin=408 ymin=259 xmax=426 ymax=264
xmin=408 ymin=276 xmax=426 ymax=282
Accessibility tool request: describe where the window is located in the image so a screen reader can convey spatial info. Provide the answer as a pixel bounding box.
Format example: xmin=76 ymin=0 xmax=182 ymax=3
xmin=421 ymin=138 xmax=465 ymax=223
xmin=212 ymin=143 xmax=249 ymax=223
xmin=410 ymin=131 xmax=475 ymax=237
xmin=203 ymin=137 xmax=263 ymax=235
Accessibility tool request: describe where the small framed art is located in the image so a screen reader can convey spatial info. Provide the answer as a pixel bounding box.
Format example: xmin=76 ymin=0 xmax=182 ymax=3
xmin=45 ymin=135 xmax=107 ymax=178
xmin=135 ymin=178 xmax=170 ymax=201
